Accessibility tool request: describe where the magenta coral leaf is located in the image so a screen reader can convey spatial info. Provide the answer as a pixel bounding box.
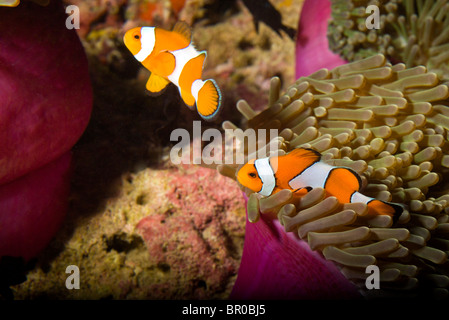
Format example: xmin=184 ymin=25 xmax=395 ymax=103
xmin=295 ymin=0 xmax=346 ymax=78
xmin=0 ymin=1 xmax=92 ymax=260
xmin=0 ymin=1 xmax=92 ymax=185
xmin=231 ymin=0 xmax=359 ymax=299
xmin=231 ymin=196 xmax=360 ymax=299
xmin=0 ymin=152 xmax=71 ymax=260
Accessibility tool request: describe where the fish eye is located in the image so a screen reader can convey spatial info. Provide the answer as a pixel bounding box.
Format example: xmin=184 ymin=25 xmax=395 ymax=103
xmin=249 ymin=172 xmax=257 ymax=178
xmin=133 ymin=34 xmax=140 ymax=40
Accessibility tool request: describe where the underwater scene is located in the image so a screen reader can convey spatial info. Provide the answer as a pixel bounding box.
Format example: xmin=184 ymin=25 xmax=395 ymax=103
xmin=2 ymin=0 xmax=449 ymax=302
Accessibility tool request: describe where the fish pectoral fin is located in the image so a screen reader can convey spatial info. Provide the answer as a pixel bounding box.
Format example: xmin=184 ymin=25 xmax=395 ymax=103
xmin=172 ymin=21 xmax=192 ymax=43
xmin=146 ymin=73 xmax=170 ymax=93
xmin=150 ymin=51 xmax=176 ymax=77
xmin=292 ymin=187 xmax=313 ymax=193
xmin=292 ymin=187 xmax=311 ymax=197
xmin=293 ymin=186 xmax=312 ymax=192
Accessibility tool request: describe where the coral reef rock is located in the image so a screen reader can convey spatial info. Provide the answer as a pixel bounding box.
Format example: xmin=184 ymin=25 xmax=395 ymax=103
xmin=13 ymin=164 xmax=245 ymax=299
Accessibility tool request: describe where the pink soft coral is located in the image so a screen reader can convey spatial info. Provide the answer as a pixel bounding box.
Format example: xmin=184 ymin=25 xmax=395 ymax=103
xmin=231 ymin=198 xmax=359 ymax=299
xmin=231 ymin=0 xmax=358 ymax=299
xmin=295 ymin=0 xmax=346 ymax=78
xmin=0 ymin=153 xmax=71 ymax=260
xmin=0 ymin=1 xmax=92 ymax=185
xmin=0 ymin=1 xmax=92 ymax=260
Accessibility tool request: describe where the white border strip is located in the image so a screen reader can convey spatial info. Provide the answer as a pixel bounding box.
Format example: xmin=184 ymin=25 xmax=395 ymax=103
xmin=134 ymin=27 xmax=156 ymax=62
xmin=255 ymin=158 xmax=276 ymax=196
xmin=350 ymin=191 xmax=372 ymax=204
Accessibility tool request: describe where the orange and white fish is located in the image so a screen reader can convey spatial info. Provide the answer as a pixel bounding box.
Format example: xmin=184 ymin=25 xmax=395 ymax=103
xmin=237 ymin=148 xmax=403 ymax=220
xmin=123 ymin=21 xmax=222 ymax=121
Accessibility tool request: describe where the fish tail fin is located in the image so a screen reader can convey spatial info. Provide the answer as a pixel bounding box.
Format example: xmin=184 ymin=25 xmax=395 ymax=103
xmin=193 ymin=79 xmax=222 ymax=121
xmin=367 ymin=199 xmax=403 ymax=223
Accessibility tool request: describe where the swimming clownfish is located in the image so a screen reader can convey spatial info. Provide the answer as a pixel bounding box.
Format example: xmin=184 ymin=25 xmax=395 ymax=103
xmin=237 ymin=148 xmax=404 ymax=221
xmin=0 ymin=0 xmax=19 ymax=6
xmin=123 ymin=21 xmax=222 ymax=121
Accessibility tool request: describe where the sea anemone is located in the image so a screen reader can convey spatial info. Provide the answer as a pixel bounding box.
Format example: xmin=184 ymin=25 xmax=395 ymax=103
xmin=328 ymin=0 xmax=449 ymax=79
xmin=219 ymin=53 xmax=449 ymax=299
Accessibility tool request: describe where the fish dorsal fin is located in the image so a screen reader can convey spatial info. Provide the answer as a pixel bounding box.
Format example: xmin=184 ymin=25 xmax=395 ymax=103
xmin=172 ymin=21 xmax=192 ymax=43
xmin=288 ymin=148 xmax=321 ymax=161
xmin=274 ymin=148 xmax=321 ymax=186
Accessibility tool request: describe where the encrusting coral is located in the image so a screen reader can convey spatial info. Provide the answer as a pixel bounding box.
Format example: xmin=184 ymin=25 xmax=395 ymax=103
xmin=218 ymin=53 xmax=449 ymax=298
xmin=328 ymin=0 xmax=449 ymax=80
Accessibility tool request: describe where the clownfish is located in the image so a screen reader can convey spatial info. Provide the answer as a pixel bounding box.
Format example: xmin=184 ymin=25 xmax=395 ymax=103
xmin=237 ymin=148 xmax=404 ymax=220
xmin=0 ymin=0 xmax=19 ymax=6
xmin=123 ymin=21 xmax=222 ymax=121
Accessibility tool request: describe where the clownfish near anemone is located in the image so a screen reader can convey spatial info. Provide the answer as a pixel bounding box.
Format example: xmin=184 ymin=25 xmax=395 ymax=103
xmin=237 ymin=148 xmax=404 ymax=222
xmin=123 ymin=21 xmax=222 ymax=121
